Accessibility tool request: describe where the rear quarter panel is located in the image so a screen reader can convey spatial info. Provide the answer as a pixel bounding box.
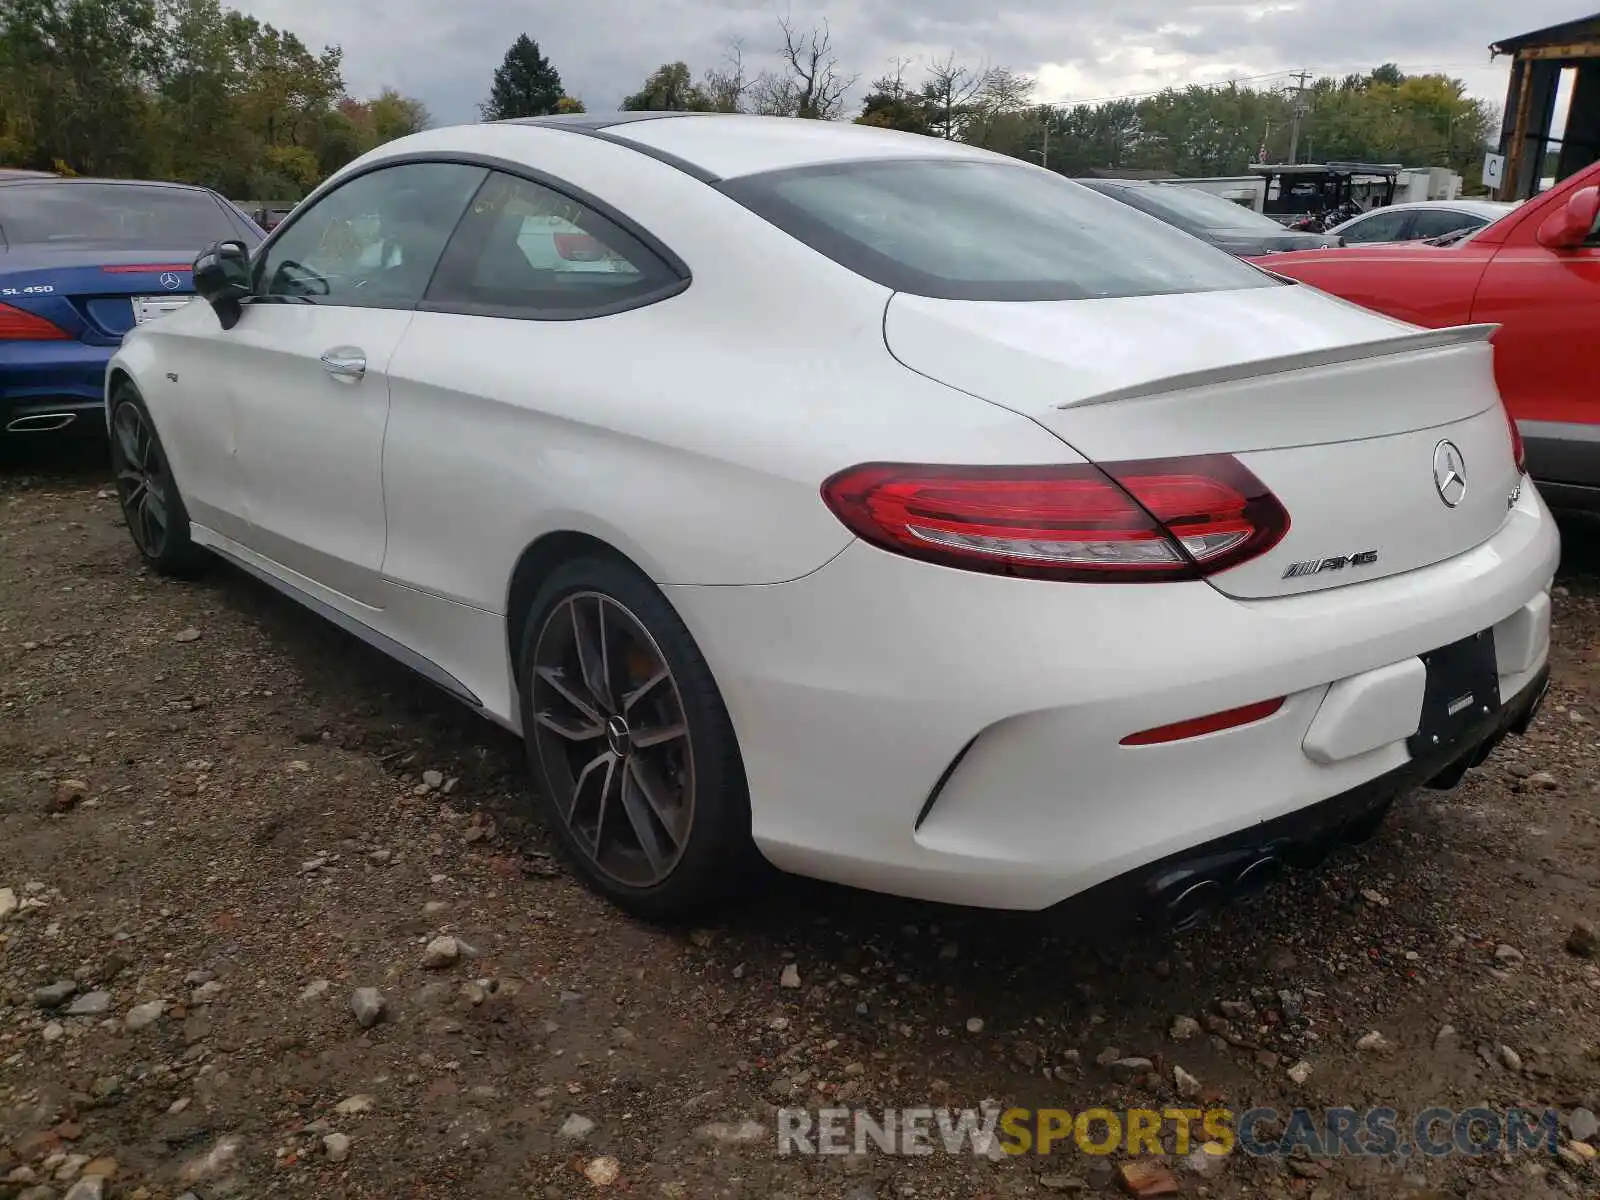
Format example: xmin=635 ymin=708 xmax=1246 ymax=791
xmin=371 ymin=124 xmax=1080 ymax=605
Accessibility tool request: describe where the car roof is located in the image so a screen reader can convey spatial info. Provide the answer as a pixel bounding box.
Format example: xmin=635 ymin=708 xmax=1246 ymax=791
xmin=1346 ymin=199 xmax=1514 ymax=218
xmin=503 ymin=111 xmax=998 ymax=180
xmin=0 ymin=175 xmax=218 ymax=192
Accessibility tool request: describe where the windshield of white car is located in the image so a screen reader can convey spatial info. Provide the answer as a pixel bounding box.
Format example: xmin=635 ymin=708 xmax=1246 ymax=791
xmin=720 ymin=159 xmax=1281 ymax=301
xmin=1088 ymin=181 xmax=1294 ymax=236
xmin=0 ymin=182 xmax=239 ymax=247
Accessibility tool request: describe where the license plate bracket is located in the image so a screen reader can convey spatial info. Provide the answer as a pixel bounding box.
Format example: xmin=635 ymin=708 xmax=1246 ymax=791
xmin=1406 ymin=628 xmax=1500 ymax=758
xmin=131 ymin=295 xmax=194 ymax=325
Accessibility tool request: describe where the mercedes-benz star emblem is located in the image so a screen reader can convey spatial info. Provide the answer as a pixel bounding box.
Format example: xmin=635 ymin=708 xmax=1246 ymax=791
xmin=159 ymin=272 xmax=182 ymax=291
xmin=1433 ymin=439 xmax=1467 ymax=508
xmin=605 ymin=714 xmax=631 ymax=758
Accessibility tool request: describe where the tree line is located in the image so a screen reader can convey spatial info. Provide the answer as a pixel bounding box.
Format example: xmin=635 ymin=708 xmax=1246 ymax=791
xmin=0 ymin=0 xmax=431 ymax=199
xmin=490 ymin=20 xmax=1498 ymax=184
xmin=2 ymin=2 xmax=1499 ymax=201
xmin=610 ymin=25 xmax=1497 ymax=184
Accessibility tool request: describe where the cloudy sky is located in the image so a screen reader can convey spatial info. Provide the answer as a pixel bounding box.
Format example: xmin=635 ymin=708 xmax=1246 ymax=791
xmin=231 ymin=1 xmax=1582 ymax=125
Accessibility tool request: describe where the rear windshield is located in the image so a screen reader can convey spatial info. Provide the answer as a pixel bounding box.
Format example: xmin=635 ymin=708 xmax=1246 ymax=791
xmin=1092 ymin=182 xmax=1293 ymax=235
xmin=720 ymin=158 xmax=1278 ymax=301
xmin=0 ymin=182 xmax=240 ymax=248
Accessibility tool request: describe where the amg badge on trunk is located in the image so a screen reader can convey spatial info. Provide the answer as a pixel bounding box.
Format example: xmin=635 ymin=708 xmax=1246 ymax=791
xmin=1282 ymin=550 xmax=1379 ymax=580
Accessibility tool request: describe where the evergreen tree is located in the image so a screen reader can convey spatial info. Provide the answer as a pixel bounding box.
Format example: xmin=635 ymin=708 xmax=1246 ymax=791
xmin=479 ymin=33 xmax=564 ymax=121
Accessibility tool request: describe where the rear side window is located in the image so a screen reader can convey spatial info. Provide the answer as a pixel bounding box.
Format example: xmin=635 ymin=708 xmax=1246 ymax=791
xmin=1410 ymin=209 xmax=1484 ymax=240
xmin=424 ymin=171 xmax=685 ymax=318
xmin=0 ymin=182 xmax=241 ymax=249
xmin=1339 ymin=209 xmax=1410 ymax=243
xmin=718 ymin=158 xmax=1278 ymax=302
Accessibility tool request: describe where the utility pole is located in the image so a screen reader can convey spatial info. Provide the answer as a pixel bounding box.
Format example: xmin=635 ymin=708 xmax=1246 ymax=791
xmin=1286 ymin=69 xmax=1311 ymax=164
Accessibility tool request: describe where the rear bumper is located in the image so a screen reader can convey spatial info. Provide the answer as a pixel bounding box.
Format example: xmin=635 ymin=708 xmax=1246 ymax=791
xmin=1074 ymin=663 xmax=1549 ymax=931
xmin=668 ymin=483 xmax=1558 ymax=911
xmin=1521 ymin=420 xmax=1600 ymax=510
xmin=0 ymin=341 xmax=113 ymax=433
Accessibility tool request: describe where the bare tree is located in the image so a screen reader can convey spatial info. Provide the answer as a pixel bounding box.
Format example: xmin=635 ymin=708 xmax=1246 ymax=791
xmin=702 ymin=39 xmax=749 ymax=113
xmin=873 ymin=56 xmax=915 ymax=101
xmin=923 ymin=53 xmax=989 ymax=139
xmin=966 ymin=67 xmax=1035 ymax=146
xmin=748 ymin=69 xmax=800 ymax=118
xmin=751 ymin=16 xmax=855 ymax=119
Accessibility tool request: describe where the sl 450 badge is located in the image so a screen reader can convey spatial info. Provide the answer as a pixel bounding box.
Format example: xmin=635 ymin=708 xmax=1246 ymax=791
xmin=1282 ymin=550 xmax=1379 ymax=579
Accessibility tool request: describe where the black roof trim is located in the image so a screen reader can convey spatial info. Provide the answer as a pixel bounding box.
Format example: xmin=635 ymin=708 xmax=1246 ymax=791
xmin=496 ymin=113 xmax=722 ymax=184
xmin=497 ymin=111 xmax=715 ymax=131
xmin=582 ymin=129 xmax=721 ymax=184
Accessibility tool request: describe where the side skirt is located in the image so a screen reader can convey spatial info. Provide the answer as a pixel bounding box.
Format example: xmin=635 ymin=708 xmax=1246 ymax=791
xmin=200 ymin=538 xmax=485 ymax=710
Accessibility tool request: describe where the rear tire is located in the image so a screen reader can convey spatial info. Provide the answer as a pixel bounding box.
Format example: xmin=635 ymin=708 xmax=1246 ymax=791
xmin=517 ymin=555 xmax=758 ymax=918
xmin=108 ymin=384 xmax=207 ymax=578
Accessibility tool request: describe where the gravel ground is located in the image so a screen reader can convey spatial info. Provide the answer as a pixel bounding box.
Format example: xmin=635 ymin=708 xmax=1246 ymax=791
xmin=3 ymin=444 xmax=1600 ymax=1200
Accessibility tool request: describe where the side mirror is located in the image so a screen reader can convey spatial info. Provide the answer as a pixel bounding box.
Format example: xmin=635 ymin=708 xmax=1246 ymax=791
xmin=192 ymin=239 xmax=253 ymax=330
xmin=1536 ymin=185 xmax=1600 ymax=250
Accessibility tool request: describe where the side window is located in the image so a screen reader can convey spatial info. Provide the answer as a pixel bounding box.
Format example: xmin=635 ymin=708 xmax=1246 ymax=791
xmin=256 ymin=162 xmax=488 ymax=308
xmin=424 ymin=171 xmax=684 ymax=317
xmin=1410 ymin=209 xmax=1484 ymax=240
xmin=1339 ymin=209 xmax=1411 ymax=243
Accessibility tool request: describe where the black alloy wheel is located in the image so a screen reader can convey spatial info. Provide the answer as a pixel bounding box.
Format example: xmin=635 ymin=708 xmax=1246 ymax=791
xmin=518 ymin=557 xmax=756 ymax=916
xmin=108 ymin=386 xmax=205 ymax=576
xmin=531 ymin=589 xmax=695 ymax=888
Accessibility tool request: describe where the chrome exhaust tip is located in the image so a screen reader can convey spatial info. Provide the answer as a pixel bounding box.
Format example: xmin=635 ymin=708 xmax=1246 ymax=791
xmin=1233 ymin=855 xmax=1283 ymax=896
xmin=1165 ymin=879 xmax=1225 ymax=933
xmin=5 ymin=412 xmax=76 ymax=432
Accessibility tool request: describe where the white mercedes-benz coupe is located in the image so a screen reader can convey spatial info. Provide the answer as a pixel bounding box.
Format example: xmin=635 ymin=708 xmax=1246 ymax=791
xmin=106 ymin=112 xmax=1558 ymax=924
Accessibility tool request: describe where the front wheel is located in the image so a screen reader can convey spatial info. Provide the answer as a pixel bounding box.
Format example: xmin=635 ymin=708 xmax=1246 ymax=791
xmin=517 ymin=557 xmax=757 ymax=917
xmin=108 ymin=385 xmax=207 ymax=577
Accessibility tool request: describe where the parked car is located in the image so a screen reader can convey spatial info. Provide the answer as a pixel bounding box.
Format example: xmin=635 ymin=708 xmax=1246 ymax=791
xmin=0 ymin=176 xmax=264 ymax=437
xmin=247 ymin=205 xmax=295 ymax=232
xmin=107 ymin=114 xmax=1554 ymax=923
xmin=1075 ymin=178 xmax=1342 ymax=255
xmin=1252 ymin=160 xmax=1600 ymax=510
xmin=1325 ymin=199 xmax=1519 ymax=246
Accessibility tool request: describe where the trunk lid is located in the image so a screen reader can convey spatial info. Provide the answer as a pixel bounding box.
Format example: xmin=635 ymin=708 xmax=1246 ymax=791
xmin=883 ymin=285 xmax=1522 ymax=600
xmin=0 ymin=247 xmax=198 ymax=344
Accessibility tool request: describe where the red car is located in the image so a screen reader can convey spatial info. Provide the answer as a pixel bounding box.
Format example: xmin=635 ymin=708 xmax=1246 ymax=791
xmin=1254 ymin=161 xmax=1600 ymax=508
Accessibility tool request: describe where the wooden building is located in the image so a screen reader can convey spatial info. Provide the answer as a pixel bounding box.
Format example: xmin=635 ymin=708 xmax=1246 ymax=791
xmin=1492 ymin=12 xmax=1600 ymax=199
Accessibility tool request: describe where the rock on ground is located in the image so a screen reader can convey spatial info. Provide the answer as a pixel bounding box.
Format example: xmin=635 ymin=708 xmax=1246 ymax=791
xmin=350 ymin=987 xmax=385 ymax=1028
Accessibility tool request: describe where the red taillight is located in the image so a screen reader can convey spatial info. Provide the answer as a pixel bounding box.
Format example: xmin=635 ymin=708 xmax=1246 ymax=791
xmin=1120 ymin=697 xmax=1285 ymax=746
xmin=1504 ymin=408 xmax=1526 ymax=475
xmin=101 ymin=264 xmax=191 ymax=274
xmin=819 ymin=455 xmax=1290 ymax=582
xmin=553 ymin=233 xmax=604 ymax=261
xmin=0 ymin=302 xmax=70 ymax=340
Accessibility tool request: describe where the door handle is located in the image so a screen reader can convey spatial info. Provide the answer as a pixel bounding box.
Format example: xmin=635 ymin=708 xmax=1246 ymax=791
xmin=319 ymin=347 xmax=366 ymax=382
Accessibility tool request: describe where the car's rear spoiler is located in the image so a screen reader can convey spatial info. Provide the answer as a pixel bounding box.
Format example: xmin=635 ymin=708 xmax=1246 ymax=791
xmin=1057 ymin=323 xmax=1500 ymax=409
